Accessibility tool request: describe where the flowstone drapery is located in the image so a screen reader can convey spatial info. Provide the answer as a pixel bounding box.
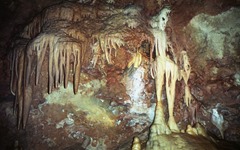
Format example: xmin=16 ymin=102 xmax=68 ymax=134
xmin=145 ymin=7 xmax=193 ymax=150
xmin=149 ymin=7 xmax=179 ymax=135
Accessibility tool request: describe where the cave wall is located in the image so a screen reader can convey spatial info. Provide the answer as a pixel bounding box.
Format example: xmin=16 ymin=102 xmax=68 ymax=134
xmin=180 ymin=6 xmax=240 ymax=141
xmin=0 ymin=0 xmax=240 ymax=149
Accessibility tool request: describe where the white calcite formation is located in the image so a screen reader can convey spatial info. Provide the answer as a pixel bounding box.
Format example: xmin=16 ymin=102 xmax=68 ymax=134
xmin=9 ymin=3 xmax=195 ymax=150
xmin=146 ymin=6 xmax=194 ymax=150
xmin=211 ymin=108 xmax=226 ymax=139
xmin=9 ymin=2 xmax=153 ymax=129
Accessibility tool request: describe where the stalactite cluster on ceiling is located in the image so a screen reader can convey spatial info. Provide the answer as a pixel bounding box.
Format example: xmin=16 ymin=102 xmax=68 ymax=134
xmin=9 ymin=1 xmax=154 ymax=129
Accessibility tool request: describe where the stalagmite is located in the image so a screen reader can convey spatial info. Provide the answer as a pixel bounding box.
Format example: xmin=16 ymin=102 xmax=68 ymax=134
xmin=132 ymin=137 xmax=141 ymax=150
xmin=195 ymin=123 xmax=208 ymax=137
xmin=186 ymin=124 xmax=198 ymax=135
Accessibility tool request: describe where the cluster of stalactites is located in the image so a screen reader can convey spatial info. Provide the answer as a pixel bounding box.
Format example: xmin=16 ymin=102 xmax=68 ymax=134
xmin=24 ymin=33 xmax=86 ymax=94
xmin=89 ymin=5 xmax=149 ymax=67
xmin=9 ymin=39 xmax=31 ymax=129
xmin=10 ymin=2 xmax=154 ymax=129
xmin=91 ymin=33 xmax=125 ymax=67
xmin=10 ymin=2 xmax=105 ymax=129
xmin=10 ymin=32 xmax=87 ymax=129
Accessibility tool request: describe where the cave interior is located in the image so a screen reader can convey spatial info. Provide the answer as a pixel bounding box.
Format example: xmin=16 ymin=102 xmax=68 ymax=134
xmin=0 ymin=0 xmax=240 ymax=149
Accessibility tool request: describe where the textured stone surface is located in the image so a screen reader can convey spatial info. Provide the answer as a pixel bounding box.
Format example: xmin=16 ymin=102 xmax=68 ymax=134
xmin=183 ymin=7 xmax=240 ymax=142
xmin=185 ymin=7 xmax=240 ymax=67
xmin=0 ymin=0 xmax=240 ymax=149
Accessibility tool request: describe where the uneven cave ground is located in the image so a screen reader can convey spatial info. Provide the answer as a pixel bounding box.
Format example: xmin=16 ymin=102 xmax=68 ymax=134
xmin=0 ymin=0 xmax=240 ymax=150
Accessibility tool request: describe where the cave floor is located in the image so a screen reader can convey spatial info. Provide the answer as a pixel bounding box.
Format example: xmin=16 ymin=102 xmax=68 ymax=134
xmin=0 ymin=93 xmax=239 ymax=150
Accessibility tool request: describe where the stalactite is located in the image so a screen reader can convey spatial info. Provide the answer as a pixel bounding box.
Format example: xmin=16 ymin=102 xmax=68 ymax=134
xmin=48 ymin=36 xmax=55 ymax=93
xmin=10 ymin=50 xmax=17 ymax=96
xmin=25 ymin=45 xmax=34 ymax=86
xmin=180 ymin=51 xmax=192 ymax=106
xmin=64 ymin=46 xmax=70 ymax=88
xmin=72 ymin=46 xmax=76 ymax=74
xmin=150 ymin=60 xmax=157 ymax=79
xmin=152 ymin=29 xmax=167 ymax=58
xmin=35 ymin=34 xmax=48 ymax=85
xmin=22 ymin=85 xmax=33 ymax=129
xmin=93 ymin=33 xmax=125 ymax=65
xmin=58 ymin=46 xmax=64 ymax=85
xmin=73 ymin=44 xmax=82 ymax=94
xmin=165 ymin=58 xmax=179 ymax=132
xmin=16 ymin=51 xmax=24 ymax=129
xmin=91 ymin=42 xmax=100 ymax=67
xmin=82 ymin=40 xmax=88 ymax=63
xmin=127 ymin=50 xmax=142 ymax=69
xmin=53 ymin=43 xmax=60 ymax=88
xmin=184 ymin=85 xmax=192 ymax=107
xmin=180 ymin=51 xmax=191 ymax=84
xmin=153 ymin=56 xmax=171 ymax=134
xmin=10 ymin=1 xmax=154 ymax=129
xmin=101 ymin=35 xmax=110 ymax=63
xmin=10 ymin=40 xmax=28 ymax=116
